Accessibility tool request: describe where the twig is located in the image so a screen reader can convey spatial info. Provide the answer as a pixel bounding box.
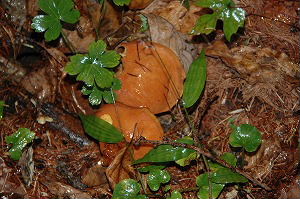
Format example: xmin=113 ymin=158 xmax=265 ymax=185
xmin=135 ymin=137 xmax=272 ymax=191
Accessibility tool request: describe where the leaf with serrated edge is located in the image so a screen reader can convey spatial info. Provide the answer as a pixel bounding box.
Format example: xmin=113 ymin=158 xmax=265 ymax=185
xmin=89 ymin=40 xmax=106 ymax=58
xmin=183 ymin=49 xmax=207 ymax=108
xmin=98 ymin=51 xmax=121 ymax=68
xmin=80 ymin=114 xmax=123 ymax=143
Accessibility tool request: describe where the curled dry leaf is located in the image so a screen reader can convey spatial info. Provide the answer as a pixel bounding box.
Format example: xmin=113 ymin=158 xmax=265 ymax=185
xmin=105 ymin=147 xmax=136 ymax=189
xmin=116 ymin=40 xmax=185 ymax=114
xmin=96 ymin=103 xmax=164 ymax=161
xmin=206 ymin=41 xmax=300 ymax=112
xmin=142 ymin=13 xmax=197 ymax=72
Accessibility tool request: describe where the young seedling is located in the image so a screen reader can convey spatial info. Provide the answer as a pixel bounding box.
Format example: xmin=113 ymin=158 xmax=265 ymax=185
xmin=192 ymin=0 xmax=246 ymax=41
xmin=31 ymin=0 xmax=80 ymax=41
xmin=5 ymin=128 xmax=36 ymax=160
xmin=65 ymin=40 xmax=121 ymax=106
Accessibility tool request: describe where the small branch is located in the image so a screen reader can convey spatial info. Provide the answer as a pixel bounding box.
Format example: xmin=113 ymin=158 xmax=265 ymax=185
xmin=135 ymin=137 xmax=272 ymax=191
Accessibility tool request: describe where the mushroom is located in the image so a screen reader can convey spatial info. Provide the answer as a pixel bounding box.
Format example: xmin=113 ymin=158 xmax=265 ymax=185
xmin=116 ymin=41 xmax=185 ymax=114
xmin=96 ymin=103 xmax=164 ymax=162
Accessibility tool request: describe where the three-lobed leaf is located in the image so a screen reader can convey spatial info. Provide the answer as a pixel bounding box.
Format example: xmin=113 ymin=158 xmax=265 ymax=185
xmin=80 ymin=114 xmax=124 ymax=143
xmin=229 ymin=124 xmax=262 ymax=152
xmin=32 ymin=0 xmax=80 ymax=41
xmin=183 ymin=49 xmax=207 ymax=108
xmin=5 ymin=128 xmax=36 ymax=160
xmin=112 ymin=179 xmax=148 ymax=199
xmin=193 ymin=0 xmax=246 ymax=41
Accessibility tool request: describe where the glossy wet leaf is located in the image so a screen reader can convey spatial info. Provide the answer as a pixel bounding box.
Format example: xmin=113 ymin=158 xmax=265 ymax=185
xmin=134 ymin=138 xmax=195 ymax=164
xmin=0 ymin=100 xmax=4 ymax=119
xmin=113 ymin=0 xmax=131 ymax=6
xmin=138 ymin=164 xmax=167 ymax=173
xmin=183 ymin=49 xmax=207 ymax=108
xmin=196 ymin=173 xmax=225 ymax=199
xmin=212 ymin=168 xmax=248 ymax=184
xmin=193 ymin=0 xmax=246 ymax=41
xmin=112 ymin=179 xmax=148 ymax=199
xmin=31 ymin=0 xmax=80 ymax=41
xmin=80 ymin=114 xmax=123 ymax=143
xmin=175 ymin=151 xmax=198 ymax=167
xmin=229 ymin=124 xmax=262 ymax=152
xmin=147 ymin=169 xmax=171 ymax=191
xmin=5 ymin=128 xmax=35 ymax=160
xmin=167 ymin=190 xmax=183 ymax=199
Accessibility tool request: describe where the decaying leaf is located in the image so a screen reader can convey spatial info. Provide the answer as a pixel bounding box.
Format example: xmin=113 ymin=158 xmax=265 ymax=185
xmin=142 ymin=13 xmax=197 ymax=72
xmin=106 ymin=147 xmax=136 ymax=189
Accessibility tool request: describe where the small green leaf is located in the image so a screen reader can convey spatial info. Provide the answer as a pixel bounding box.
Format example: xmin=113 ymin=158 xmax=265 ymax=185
xmin=88 ymin=40 xmax=106 ymax=58
xmin=220 ymin=152 xmax=237 ymax=167
xmin=139 ymin=164 xmax=167 ymax=173
xmin=81 ymin=84 xmax=93 ymax=95
xmin=0 ymin=101 xmax=5 ymax=119
xmin=80 ymin=114 xmax=123 ymax=143
xmin=196 ymin=173 xmax=225 ymax=199
xmin=5 ymin=128 xmax=35 ymax=160
xmin=175 ymin=151 xmax=198 ymax=167
xmin=193 ymin=0 xmax=246 ymax=41
xmin=113 ymin=0 xmax=131 ymax=6
xmin=98 ymin=51 xmax=121 ymax=68
xmin=31 ymin=15 xmax=61 ymax=41
xmin=167 ymin=190 xmax=183 ymax=199
xmin=212 ymin=168 xmax=248 ymax=184
xmin=88 ymin=86 xmax=103 ymax=106
xmin=112 ymin=179 xmax=148 ymax=199
xmin=183 ymin=49 xmax=207 ymax=108
xmin=112 ymin=78 xmax=122 ymax=90
xmin=229 ymin=124 xmax=262 ymax=152
xmin=32 ymin=0 xmax=80 ymax=41
xmin=147 ymin=169 xmax=171 ymax=191
xmin=139 ymin=14 xmax=149 ymax=32
xmin=191 ymin=13 xmax=218 ymax=35
xmin=103 ymin=89 xmax=116 ymax=104
xmin=134 ymin=145 xmax=195 ymax=164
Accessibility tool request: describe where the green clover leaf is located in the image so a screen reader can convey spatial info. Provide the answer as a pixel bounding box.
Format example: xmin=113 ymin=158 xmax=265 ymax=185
xmin=112 ymin=179 xmax=148 ymax=199
xmin=31 ymin=0 xmax=80 ymax=41
xmin=193 ymin=0 xmax=246 ymax=41
xmin=147 ymin=169 xmax=171 ymax=191
xmin=5 ymin=128 xmax=36 ymax=160
xmin=229 ymin=124 xmax=262 ymax=152
xmin=65 ymin=40 xmax=121 ymax=106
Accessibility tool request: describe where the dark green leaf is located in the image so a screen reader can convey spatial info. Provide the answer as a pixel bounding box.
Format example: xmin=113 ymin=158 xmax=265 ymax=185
xmin=112 ymin=179 xmax=148 ymax=199
xmin=103 ymin=89 xmax=117 ymax=104
xmin=167 ymin=190 xmax=183 ymax=199
xmin=212 ymin=168 xmax=248 ymax=184
xmin=88 ymin=86 xmax=103 ymax=106
xmin=0 ymin=101 xmax=4 ymax=119
xmin=112 ymin=78 xmax=122 ymax=90
xmin=80 ymin=114 xmax=123 ymax=143
xmin=193 ymin=0 xmax=246 ymax=41
xmin=220 ymin=152 xmax=237 ymax=167
xmin=229 ymin=124 xmax=262 ymax=152
xmin=196 ymin=173 xmax=225 ymax=199
xmin=175 ymin=151 xmax=198 ymax=167
xmin=147 ymin=169 xmax=171 ymax=191
xmin=98 ymin=51 xmax=121 ymax=68
xmin=32 ymin=0 xmax=79 ymax=41
xmin=65 ymin=54 xmax=89 ymax=75
xmin=113 ymin=0 xmax=131 ymax=6
xmin=5 ymin=128 xmax=35 ymax=160
xmin=191 ymin=14 xmax=217 ymax=35
xmin=134 ymin=145 xmax=195 ymax=164
xmin=81 ymin=84 xmax=93 ymax=95
xmin=88 ymin=40 xmax=106 ymax=58
xmin=138 ymin=164 xmax=167 ymax=173
xmin=183 ymin=49 xmax=207 ymax=108
xmin=31 ymin=15 xmax=61 ymax=41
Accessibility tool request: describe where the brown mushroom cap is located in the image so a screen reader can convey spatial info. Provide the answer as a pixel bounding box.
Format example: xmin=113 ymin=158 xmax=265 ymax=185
xmin=96 ymin=103 xmax=164 ymax=161
xmin=115 ymin=41 xmax=185 ymax=114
